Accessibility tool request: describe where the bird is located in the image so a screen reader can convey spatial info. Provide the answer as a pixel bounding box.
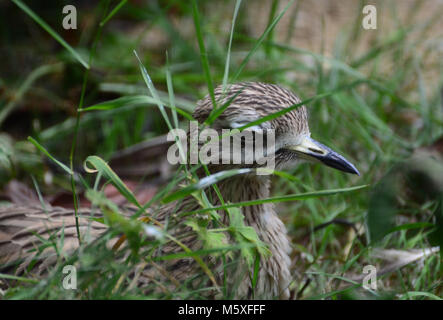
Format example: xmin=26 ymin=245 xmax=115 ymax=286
xmin=0 ymin=82 xmax=359 ymax=299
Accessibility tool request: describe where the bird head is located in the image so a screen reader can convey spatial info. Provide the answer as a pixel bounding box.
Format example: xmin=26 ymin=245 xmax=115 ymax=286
xmin=193 ymin=82 xmax=359 ymax=175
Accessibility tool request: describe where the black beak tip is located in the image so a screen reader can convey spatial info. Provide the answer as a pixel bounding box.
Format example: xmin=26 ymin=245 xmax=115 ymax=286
xmin=336 ymin=159 xmax=360 ymax=176
xmin=333 ymin=160 xmax=360 ymax=176
xmin=348 ymin=165 xmax=360 ymax=176
xmin=319 ymin=152 xmax=360 ymax=176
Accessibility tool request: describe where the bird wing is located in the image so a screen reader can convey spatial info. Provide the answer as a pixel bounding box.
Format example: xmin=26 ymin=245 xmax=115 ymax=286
xmin=0 ymin=205 xmax=107 ymax=274
xmin=0 ymin=201 xmax=211 ymax=288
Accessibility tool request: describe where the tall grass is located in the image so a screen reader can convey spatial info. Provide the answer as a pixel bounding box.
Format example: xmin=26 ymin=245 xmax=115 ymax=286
xmin=1 ymin=0 xmax=442 ymax=299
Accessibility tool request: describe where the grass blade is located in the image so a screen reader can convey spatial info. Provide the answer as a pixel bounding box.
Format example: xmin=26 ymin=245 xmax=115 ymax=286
xmin=232 ymin=0 xmax=294 ymax=81
xmin=11 ymin=0 xmax=89 ymax=69
xmin=163 ymin=169 xmax=254 ymax=203
xmin=0 ymin=273 xmax=39 ymax=284
xmin=84 ymin=155 xmax=141 ymax=208
xmin=100 ymin=0 xmax=128 ymax=27
xmin=0 ymin=63 xmax=63 ymax=127
xmin=238 ymin=80 xmax=364 ymax=131
xmin=399 ymin=291 xmax=442 ymax=300
xmin=134 ymin=50 xmax=174 ymax=130
xmin=222 ymin=0 xmax=242 ymax=91
xmin=27 ymin=136 xmax=73 ymax=175
xmin=181 ymin=185 xmax=369 ymax=215
xmin=166 ymin=53 xmax=179 ymax=129
xmin=192 ymin=0 xmax=216 ymax=109
xmin=79 ymin=95 xmax=193 ymax=120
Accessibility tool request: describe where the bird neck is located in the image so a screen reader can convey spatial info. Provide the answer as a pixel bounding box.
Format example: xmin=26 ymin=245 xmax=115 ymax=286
xmin=214 ymin=174 xmax=281 ymax=237
xmin=215 ymin=174 xmax=292 ymax=298
xmin=215 ymin=174 xmax=271 ymax=204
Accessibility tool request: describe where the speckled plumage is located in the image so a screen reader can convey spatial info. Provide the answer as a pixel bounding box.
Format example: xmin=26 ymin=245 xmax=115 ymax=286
xmin=0 ymin=82 xmax=317 ymax=298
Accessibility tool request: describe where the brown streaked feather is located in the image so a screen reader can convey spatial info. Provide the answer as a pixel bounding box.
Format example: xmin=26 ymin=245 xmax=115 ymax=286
xmin=0 ymin=205 xmax=106 ymax=273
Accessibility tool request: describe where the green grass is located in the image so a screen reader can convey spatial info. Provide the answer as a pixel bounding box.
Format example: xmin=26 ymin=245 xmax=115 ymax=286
xmin=0 ymin=0 xmax=442 ymax=299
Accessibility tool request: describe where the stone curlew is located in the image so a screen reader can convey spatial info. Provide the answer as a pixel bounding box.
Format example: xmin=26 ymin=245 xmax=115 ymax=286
xmin=0 ymin=82 xmax=359 ymax=298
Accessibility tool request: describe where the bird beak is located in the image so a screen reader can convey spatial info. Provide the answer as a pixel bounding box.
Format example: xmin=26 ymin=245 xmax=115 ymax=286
xmin=286 ymin=136 xmax=360 ymax=175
